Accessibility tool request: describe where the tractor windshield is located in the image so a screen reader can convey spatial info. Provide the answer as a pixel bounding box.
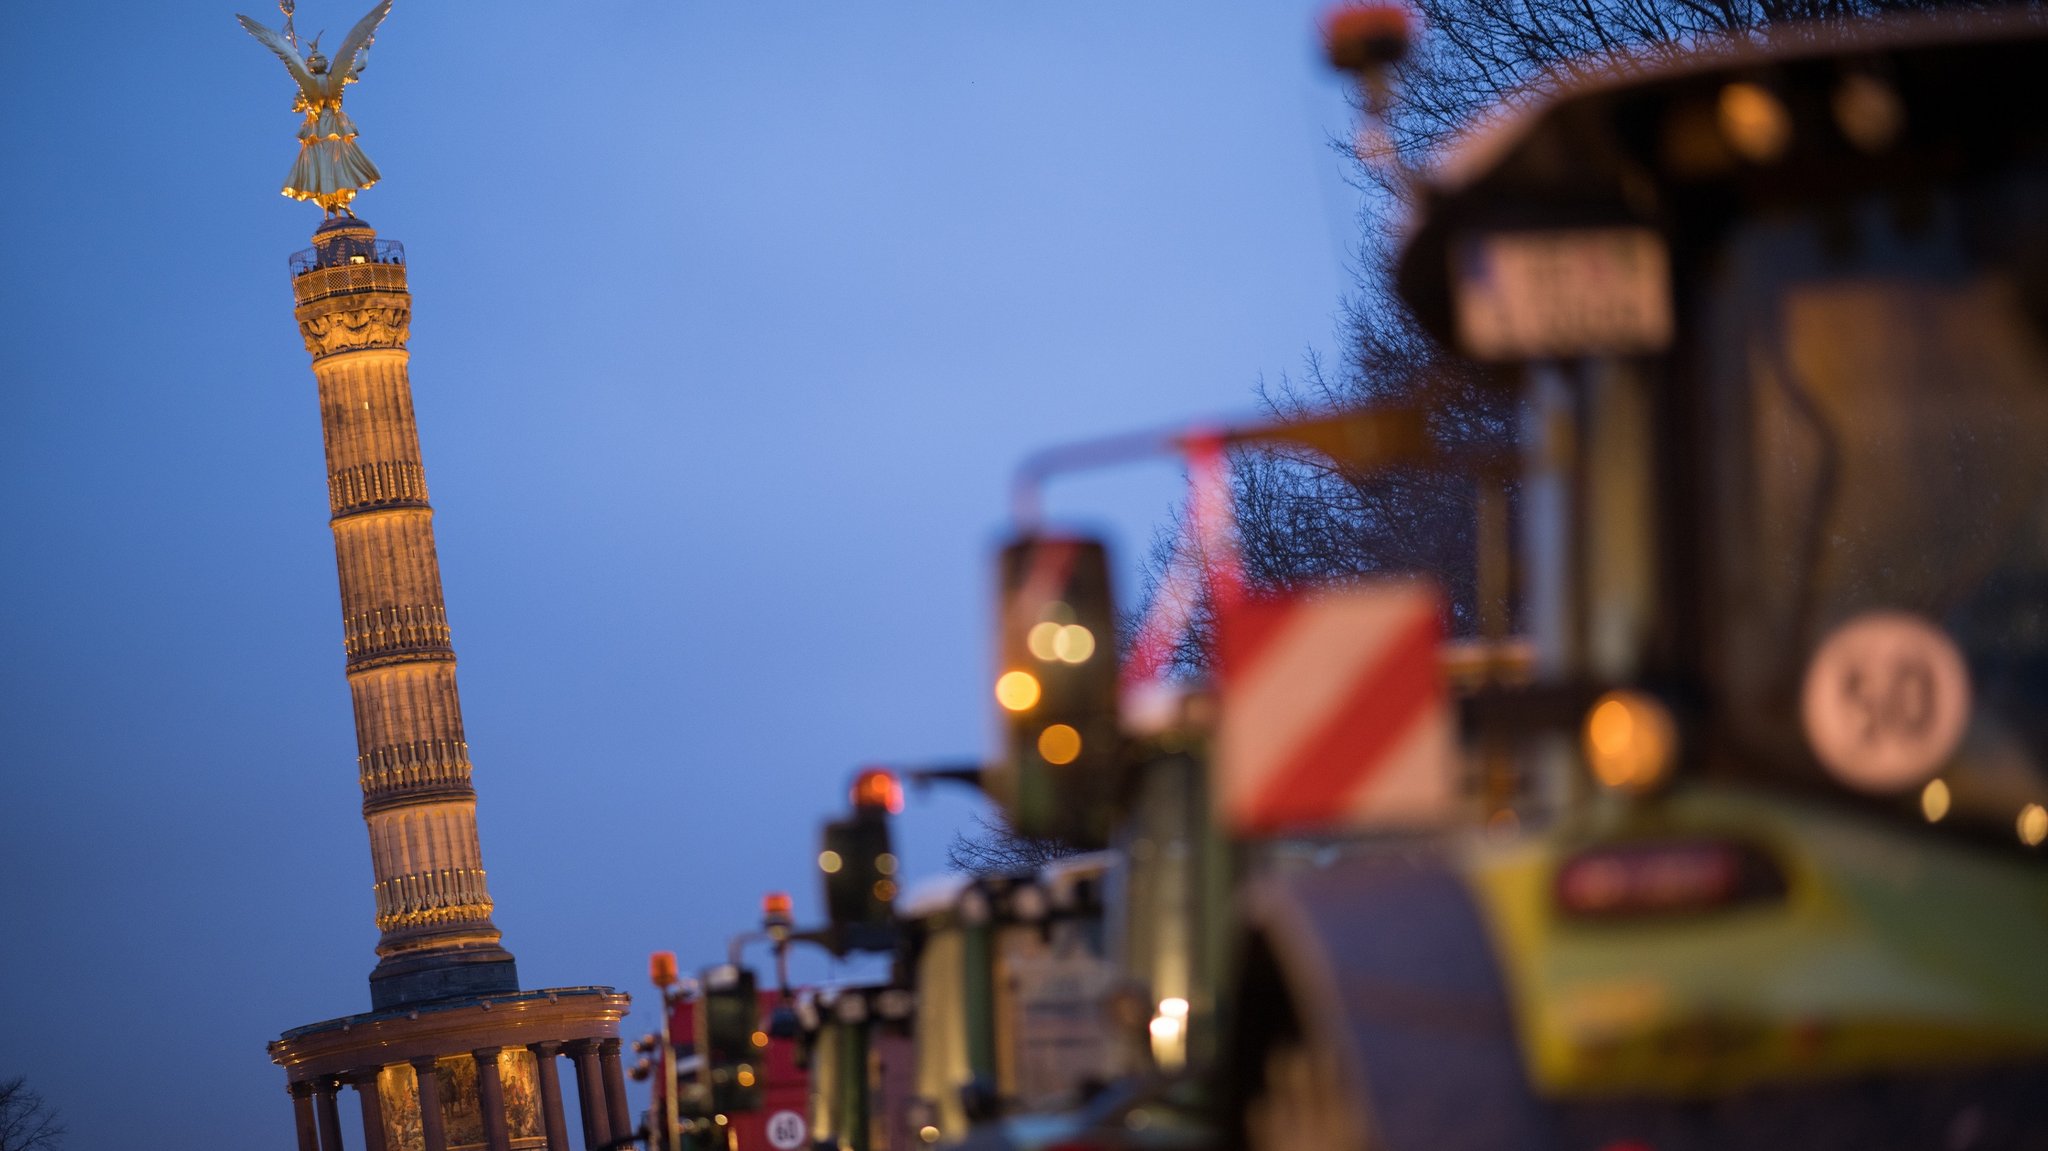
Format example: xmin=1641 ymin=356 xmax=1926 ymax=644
xmin=1703 ymin=177 xmax=2048 ymax=842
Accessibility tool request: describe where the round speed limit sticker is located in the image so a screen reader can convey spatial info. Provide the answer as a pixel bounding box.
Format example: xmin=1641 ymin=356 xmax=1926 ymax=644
xmin=764 ymin=1110 xmax=807 ymax=1151
xmin=1801 ymin=611 xmax=1970 ymax=793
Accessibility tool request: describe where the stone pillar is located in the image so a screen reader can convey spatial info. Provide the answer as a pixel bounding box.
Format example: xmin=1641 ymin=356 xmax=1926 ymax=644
xmin=474 ymin=1048 xmax=513 ymax=1151
xmin=530 ymin=1042 xmax=573 ymax=1151
xmin=291 ymin=1081 xmax=321 ymax=1151
xmin=348 ymin=1070 xmax=390 ymax=1151
xmin=412 ymin=1057 xmax=449 ymax=1151
xmin=568 ymin=1039 xmax=611 ymax=1150
xmin=316 ymin=1078 xmax=347 ymax=1151
xmin=598 ymin=1038 xmax=633 ymax=1145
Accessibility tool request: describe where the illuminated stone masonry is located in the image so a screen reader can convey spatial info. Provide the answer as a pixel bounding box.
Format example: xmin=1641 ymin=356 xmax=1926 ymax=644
xmin=293 ymin=217 xmax=513 ymax=1001
xmin=268 ymin=217 xmax=630 ymax=1151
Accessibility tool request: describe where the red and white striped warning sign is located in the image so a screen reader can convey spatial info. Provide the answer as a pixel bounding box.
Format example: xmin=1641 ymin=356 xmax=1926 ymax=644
xmin=1214 ymin=583 xmax=1455 ymax=836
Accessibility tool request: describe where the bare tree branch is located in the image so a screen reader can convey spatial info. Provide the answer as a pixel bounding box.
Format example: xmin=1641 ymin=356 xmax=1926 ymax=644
xmin=1135 ymin=0 xmax=2019 ymax=662
xmin=0 ymin=1077 xmax=65 ymax=1151
xmin=946 ymin=813 xmax=1080 ymax=876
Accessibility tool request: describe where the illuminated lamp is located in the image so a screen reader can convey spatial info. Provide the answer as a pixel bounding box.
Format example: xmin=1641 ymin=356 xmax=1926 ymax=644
xmin=851 ymin=767 xmax=905 ymax=814
xmin=650 ymin=951 xmax=679 ymax=990
xmin=1582 ymin=690 xmax=1677 ymax=794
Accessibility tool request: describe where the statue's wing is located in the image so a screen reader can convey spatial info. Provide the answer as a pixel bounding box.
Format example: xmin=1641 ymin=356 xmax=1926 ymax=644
xmin=332 ymin=0 xmax=394 ymax=80
xmin=237 ymin=14 xmax=320 ymax=100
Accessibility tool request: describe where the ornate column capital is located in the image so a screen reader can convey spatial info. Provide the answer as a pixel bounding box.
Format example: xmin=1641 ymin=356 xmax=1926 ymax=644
xmin=297 ymin=292 xmax=412 ymax=359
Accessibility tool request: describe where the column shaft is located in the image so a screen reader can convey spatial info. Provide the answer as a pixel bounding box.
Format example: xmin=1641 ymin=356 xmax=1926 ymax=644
xmin=599 ymin=1039 xmax=633 ymax=1146
xmin=350 ymin=1072 xmax=391 ymax=1151
xmin=413 ymin=1059 xmax=449 ymax=1151
xmin=316 ymin=1080 xmax=347 ymax=1151
xmin=531 ymin=1043 xmax=573 ymax=1151
xmin=475 ymin=1048 xmax=513 ymax=1151
xmin=291 ymin=1082 xmax=321 ymax=1151
xmin=569 ymin=1041 xmax=611 ymax=1150
xmin=291 ymin=222 xmax=516 ymax=1009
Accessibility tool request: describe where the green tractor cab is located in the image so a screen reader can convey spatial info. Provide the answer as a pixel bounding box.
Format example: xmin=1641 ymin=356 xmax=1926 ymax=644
xmin=1225 ymin=14 xmax=2048 ymax=1150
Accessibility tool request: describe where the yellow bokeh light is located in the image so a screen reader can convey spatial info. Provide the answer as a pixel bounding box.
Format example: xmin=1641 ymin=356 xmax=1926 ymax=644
xmin=1038 ymin=723 xmax=1082 ymax=766
xmin=736 ymin=1067 xmax=756 ymax=1088
xmin=1921 ymin=779 xmax=1951 ymax=823
xmin=1719 ymin=81 xmax=1792 ymax=162
xmin=876 ymin=852 xmax=898 ymax=876
xmin=995 ymin=670 xmax=1041 ymax=712
xmin=1587 ymin=699 xmax=1633 ymax=759
xmin=1148 ymin=1010 xmax=1187 ymax=1071
xmin=818 ymin=850 xmax=843 ymax=874
xmin=751 ymin=1031 xmax=768 ymax=1048
xmin=1581 ymin=691 xmax=1676 ymax=792
xmin=1027 ymin=621 xmax=1063 ymax=661
xmin=2019 ymin=804 xmax=2048 ymax=847
xmin=1053 ymin=624 xmax=1096 ymax=664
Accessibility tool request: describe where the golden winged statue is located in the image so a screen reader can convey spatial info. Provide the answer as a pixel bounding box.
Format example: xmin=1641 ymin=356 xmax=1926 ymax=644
xmin=238 ymin=0 xmax=394 ymax=215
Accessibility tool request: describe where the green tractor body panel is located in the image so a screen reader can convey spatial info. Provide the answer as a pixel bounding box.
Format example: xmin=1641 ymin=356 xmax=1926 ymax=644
xmin=1464 ymin=787 xmax=2048 ymax=1097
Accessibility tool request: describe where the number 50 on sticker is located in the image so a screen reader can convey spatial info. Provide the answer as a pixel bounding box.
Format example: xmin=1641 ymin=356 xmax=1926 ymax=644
xmin=1801 ymin=611 xmax=1971 ymax=794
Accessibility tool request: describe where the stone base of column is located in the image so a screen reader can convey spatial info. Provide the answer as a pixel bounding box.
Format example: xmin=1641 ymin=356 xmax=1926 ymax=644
xmin=369 ymin=944 xmax=520 ymax=1010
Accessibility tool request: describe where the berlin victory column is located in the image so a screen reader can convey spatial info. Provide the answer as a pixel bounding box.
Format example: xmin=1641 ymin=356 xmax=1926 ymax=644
xmin=241 ymin=5 xmax=633 ymax=1150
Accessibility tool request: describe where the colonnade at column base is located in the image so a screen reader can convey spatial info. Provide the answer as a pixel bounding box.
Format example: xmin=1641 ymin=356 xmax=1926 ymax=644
xmin=272 ymin=986 xmax=633 ymax=1151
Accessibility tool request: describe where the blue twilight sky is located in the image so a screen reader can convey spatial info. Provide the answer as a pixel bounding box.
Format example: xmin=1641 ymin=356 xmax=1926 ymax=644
xmin=0 ymin=3 xmax=1364 ymax=1147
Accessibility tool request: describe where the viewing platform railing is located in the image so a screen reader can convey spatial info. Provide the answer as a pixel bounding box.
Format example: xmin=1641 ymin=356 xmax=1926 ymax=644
xmin=289 ymin=239 xmax=408 ymax=306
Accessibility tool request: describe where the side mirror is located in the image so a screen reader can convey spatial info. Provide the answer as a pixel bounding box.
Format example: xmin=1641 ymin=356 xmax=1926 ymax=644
xmin=991 ymin=533 xmax=1122 ymax=847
